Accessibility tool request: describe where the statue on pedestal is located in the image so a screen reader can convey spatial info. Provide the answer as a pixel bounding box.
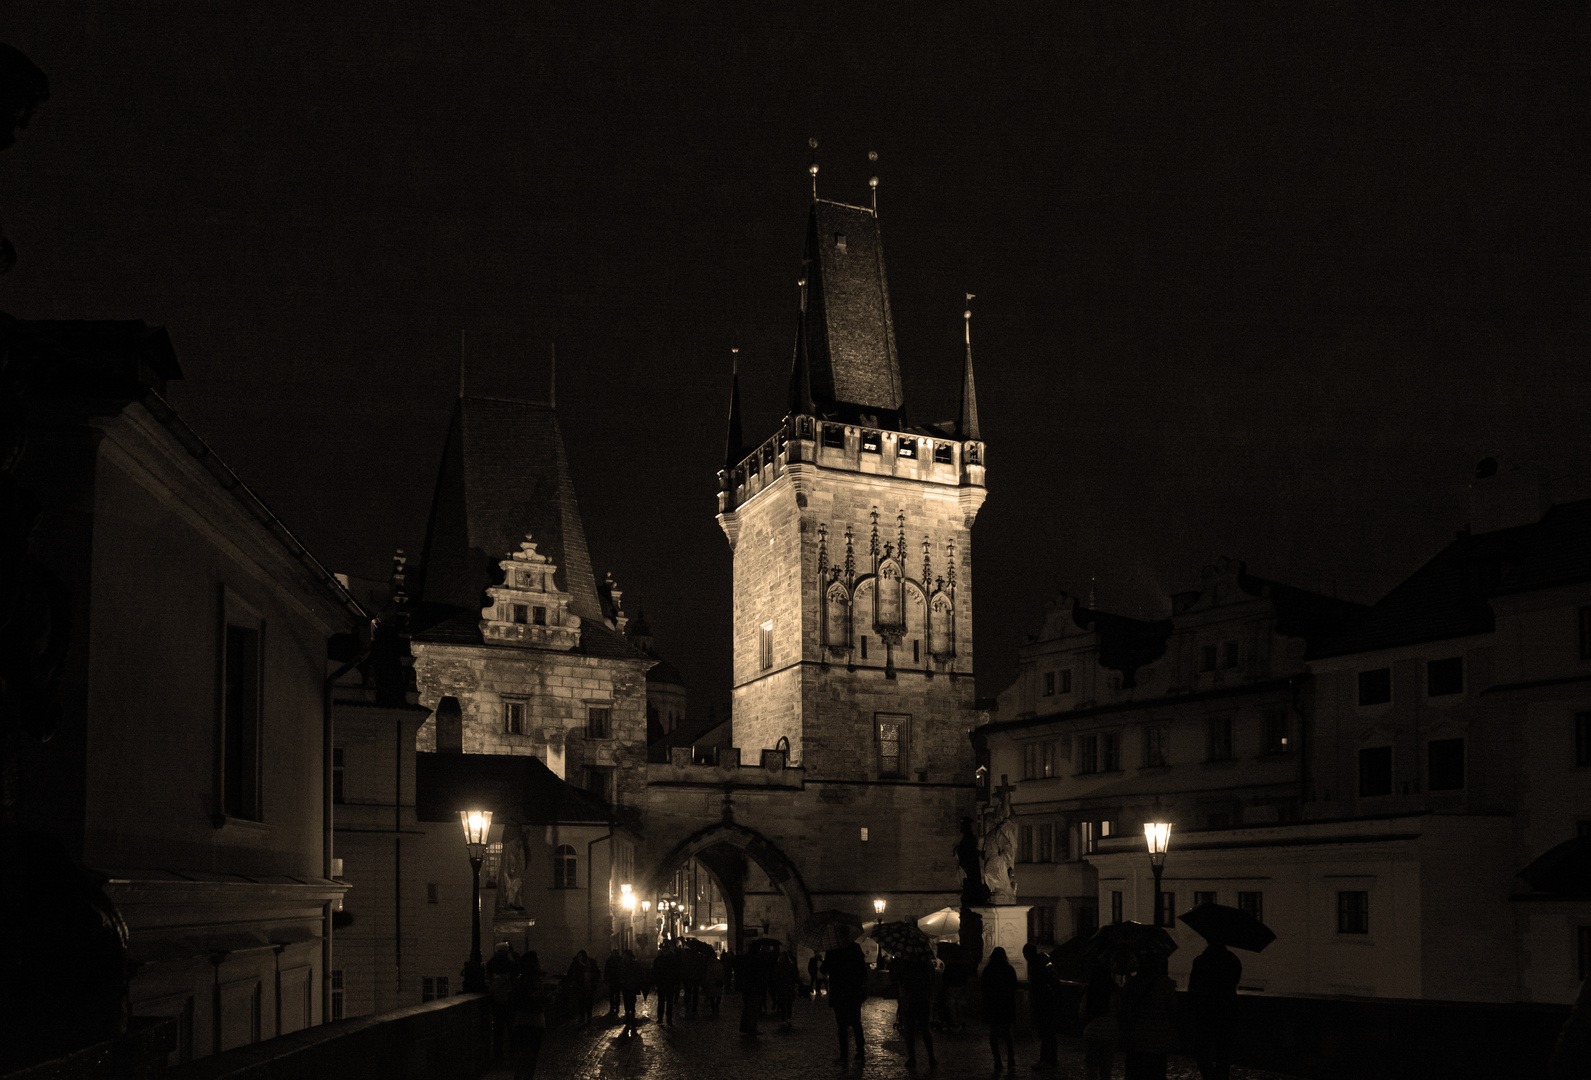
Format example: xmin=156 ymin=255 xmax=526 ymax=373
xmin=980 ymin=782 xmax=1018 ymax=904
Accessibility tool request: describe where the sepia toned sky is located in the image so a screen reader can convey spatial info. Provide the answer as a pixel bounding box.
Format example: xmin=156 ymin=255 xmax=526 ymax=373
xmin=4 ymin=3 xmax=1587 ymax=710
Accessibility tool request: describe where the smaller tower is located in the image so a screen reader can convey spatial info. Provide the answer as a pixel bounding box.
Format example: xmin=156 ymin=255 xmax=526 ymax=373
xmin=479 ymin=534 xmax=581 ymax=651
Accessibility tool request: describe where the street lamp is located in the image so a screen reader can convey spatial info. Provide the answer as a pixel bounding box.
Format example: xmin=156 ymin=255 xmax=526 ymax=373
xmin=1144 ymin=821 xmax=1172 ymax=927
xmin=459 ymin=809 xmax=493 ymax=993
xmin=873 ymin=898 xmax=886 ymax=917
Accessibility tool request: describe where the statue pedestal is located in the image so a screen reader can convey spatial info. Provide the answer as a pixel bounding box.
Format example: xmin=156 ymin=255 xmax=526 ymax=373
xmin=971 ymin=904 xmax=1031 ymax=970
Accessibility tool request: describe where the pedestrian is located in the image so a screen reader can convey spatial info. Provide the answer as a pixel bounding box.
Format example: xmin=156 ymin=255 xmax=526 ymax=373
xmin=823 ymin=940 xmax=869 ymax=1065
xmin=566 ymin=949 xmax=600 ymax=1026
xmin=807 ymin=952 xmax=824 ymax=996
xmin=509 ymin=951 xmax=547 ymax=1080
xmin=896 ymin=954 xmax=938 ymax=1069
xmin=652 ymin=942 xmax=681 ymax=1027
xmin=1187 ymin=940 xmax=1241 ymax=1080
xmin=603 ymin=947 xmax=623 ymax=1017
xmin=1023 ymin=943 xmax=1059 ymax=1070
xmin=941 ymin=953 xmax=969 ymax=1030
xmin=979 ymin=946 xmax=1018 ymax=1073
xmin=773 ymin=949 xmax=799 ymax=1026
xmin=1120 ymin=955 xmax=1178 ymax=1080
xmin=704 ymin=951 xmax=726 ymax=1017
xmin=617 ymin=949 xmax=644 ymax=1037
xmin=738 ymin=943 xmax=769 ymax=1034
xmin=486 ymin=942 xmax=517 ymax=1057
xmin=1079 ymin=963 xmax=1121 ymax=1080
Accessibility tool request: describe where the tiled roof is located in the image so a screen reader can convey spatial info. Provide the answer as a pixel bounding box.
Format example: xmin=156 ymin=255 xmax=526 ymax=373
xmin=1310 ymin=497 xmax=1591 ymax=659
xmin=415 ymin=750 xmax=613 ymax=825
xmin=803 ymin=200 xmax=904 ymax=416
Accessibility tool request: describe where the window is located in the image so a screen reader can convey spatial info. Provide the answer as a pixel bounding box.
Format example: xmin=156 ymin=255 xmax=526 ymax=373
xmin=332 ymin=747 xmax=345 ymax=804
xmin=1155 ymin=891 xmax=1176 ymax=927
xmin=1222 ymin=641 xmax=1240 ymax=669
xmin=532 ymin=606 xmax=546 ymax=626
xmin=1238 ymin=891 xmax=1263 ymax=922
xmin=933 ymin=442 xmax=953 ymax=464
xmin=1581 ymin=606 xmax=1591 ymax=660
xmin=1194 ymin=891 xmax=1217 ymax=907
xmin=859 ymin=635 xmax=868 ymax=660
xmin=1577 ymin=713 xmax=1591 ymax=767
xmin=1073 ymin=901 xmax=1098 ymax=939
xmin=1199 ymin=644 xmax=1217 ymax=672
xmin=483 ymin=841 xmax=502 ymax=888
xmin=426 ymin=883 xmax=438 ymax=904
xmin=221 ymin=620 xmax=263 ymax=821
xmin=1263 ymin=709 xmax=1289 ymax=754
xmin=1079 ymin=819 xmax=1113 ymax=855
xmin=877 ymin=715 xmax=908 ymax=778
xmin=1078 ymin=734 xmax=1099 ymax=774
xmin=1043 ymin=671 xmax=1056 ymax=696
xmin=587 ymin=707 xmax=612 ymax=739
xmin=1337 ymin=891 xmax=1369 ymax=934
xmin=897 ymin=438 xmax=917 ymax=459
xmin=1427 ymin=738 xmax=1465 ymax=790
xmin=1110 ymin=891 xmax=1123 ymax=925
xmin=1028 ymin=904 xmax=1056 ymax=945
xmin=583 ymin=766 xmax=614 ymax=804
xmin=1358 ymin=667 xmax=1392 ymax=706
xmin=1036 ymin=822 xmax=1056 ymax=863
xmin=330 ymin=969 xmax=344 ymax=1022
xmin=822 ymin=424 xmax=846 ymax=448
xmin=504 ymin=701 xmax=525 ymax=735
xmin=421 ymin=976 xmax=450 ymax=1003
xmin=1101 ymin=732 xmax=1120 ymax=771
xmin=913 ymin=639 xmax=920 ymax=663
xmin=1059 ymin=669 xmax=1072 ymax=694
xmin=1041 ymin=742 xmax=1057 ymax=778
xmin=1580 ymin=927 xmax=1591 ymax=981
xmin=1022 ymin=743 xmax=1038 ymax=781
xmin=553 ymin=844 xmax=577 ymax=888
xmin=758 ymin=622 xmax=773 ymax=670
xmin=1358 ymin=746 xmax=1393 ymax=797
xmin=1144 ymin=725 xmax=1168 ymax=767
xmin=1017 ymin=824 xmax=1033 ymax=863
xmin=1207 ymin=717 xmax=1233 ymax=762
xmin=861 ymin=430 xmax=882 ymax=454
xmin=1427 ymin=657 xmax=1463 ymax=697
xmin=512 ymin=603 xmax=528 ymax=624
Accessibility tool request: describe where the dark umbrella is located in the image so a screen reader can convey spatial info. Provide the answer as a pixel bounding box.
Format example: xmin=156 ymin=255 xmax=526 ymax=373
xmin=1047 ymin=930 xmax=1095 ymax=984
xmin=798 ymin=910 xmax=865 ymax=953
xmin=1084 ymin=921 xmax=1178 ymax=974
xmin=1178 ymin=903 xmax=1277 ymax=953
xmin=677 ymin=938 xmax=716 ymax=956
xmin=870 ymin=920 xmax=934 ymax=959
xmin=1517 ymin=838 xmax=1591 ymax=897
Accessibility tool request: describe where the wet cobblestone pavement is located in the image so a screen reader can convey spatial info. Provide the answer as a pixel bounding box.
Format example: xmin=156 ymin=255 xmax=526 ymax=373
xmin=485 ymin=994 xmax=1305 ymax=1080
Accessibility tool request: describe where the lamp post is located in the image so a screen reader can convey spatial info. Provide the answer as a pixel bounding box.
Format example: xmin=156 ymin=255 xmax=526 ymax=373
xmin=873 ymin=898 xmax=886 ymax=918
xmin=1144 ymin=821 xmax=1172 ymax=927
xmin=459 ymin=809 xmax=493 ymax=993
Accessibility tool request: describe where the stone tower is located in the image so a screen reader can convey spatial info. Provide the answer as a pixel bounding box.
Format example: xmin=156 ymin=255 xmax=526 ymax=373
xmin=716 ymin=194 xmax=988 ymax=786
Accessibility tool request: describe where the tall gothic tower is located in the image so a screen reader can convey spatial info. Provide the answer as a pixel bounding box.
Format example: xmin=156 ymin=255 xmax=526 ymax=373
xmin=717 ymin=193 xmax=987 ymax=786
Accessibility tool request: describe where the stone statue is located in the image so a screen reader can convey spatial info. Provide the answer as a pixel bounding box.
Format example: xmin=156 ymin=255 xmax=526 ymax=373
xmin=980 ymin=786 xmax=1017 ymax=904
xmin=499 ymin=826 xmax=526 ymax=910
xmin=955 ymin=817 xmax=992 ymax=907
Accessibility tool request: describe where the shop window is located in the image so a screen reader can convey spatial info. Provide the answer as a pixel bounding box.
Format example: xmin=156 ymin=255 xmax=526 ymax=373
xmin=1427 ymin=657 xmax=1463 ymax=697
xmin=1427 ymin=738 xmax=1465 ymax=790
xmin=1358 ymin=747 xmax=1393 ymax=797
xmin=1358 ymin=667 xmax=1392 ymax=706
xmin=1337 ymin=891 xmax=1369 ymax=934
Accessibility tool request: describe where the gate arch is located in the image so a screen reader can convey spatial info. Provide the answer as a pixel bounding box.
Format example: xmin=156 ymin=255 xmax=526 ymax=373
xmin=645 ymin=822 xmax=813 ymax=949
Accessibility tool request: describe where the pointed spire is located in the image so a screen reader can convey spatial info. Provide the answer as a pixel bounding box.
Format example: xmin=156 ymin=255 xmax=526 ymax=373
xmin=787 ymin=299 xmax=814 ymax=417
xmin=723 ymin=348 xmax=745 ymax=471
xmin=959 ymin=294 xmax=981 ymax=441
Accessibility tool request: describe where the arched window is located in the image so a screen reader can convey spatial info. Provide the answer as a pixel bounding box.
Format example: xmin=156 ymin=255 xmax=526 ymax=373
xmin=553 ymin=844 xmax=577 ymax=889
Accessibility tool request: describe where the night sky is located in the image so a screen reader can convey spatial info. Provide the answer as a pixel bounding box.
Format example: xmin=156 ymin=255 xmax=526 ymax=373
xmin=4 ymin=3 xmax=1587 ymax=712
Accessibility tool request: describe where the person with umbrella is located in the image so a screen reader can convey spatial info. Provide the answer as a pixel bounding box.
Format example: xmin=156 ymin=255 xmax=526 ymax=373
xmin=822 ymin=939 xmax=869 ymax=1065
xmin=894 ymin=949 xmax=938 ymax=1069
xmin=1120 ymin=953 xmax=1178 ymax=1080
xmin=1179 ymin=902 xmax=1273 ymax=1080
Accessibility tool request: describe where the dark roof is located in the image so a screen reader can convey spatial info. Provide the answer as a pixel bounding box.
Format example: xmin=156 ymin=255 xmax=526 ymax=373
xmin=408 ymin=601 xmax=649 ymax=661
xmin=1236 ymin=572 xmax=1367 ymax=643
xmin=646 ymin=656 xmax=684 ymax=686
xmin=801 ymin=200 xmax=904 ymax=420
xmin=1311 ymin=497 xmax=1591 ymax=659
xmin=1 ymin=313 xmax=182 ymax=399
xmin=417 ymin=396 xmax=603 ymax=622
xmin=415 ymin=751 xmax=613 ymax=825
xmin=646 ymin=714 xmax=731 ymax=763
xmin=1061 ymin=599 xmax=1172 ymax=687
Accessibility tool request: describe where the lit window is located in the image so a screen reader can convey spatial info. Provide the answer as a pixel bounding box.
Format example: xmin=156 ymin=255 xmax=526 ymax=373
xmin=483 ymin=841 xmax=502 ymax=888
xmin=587 ymin=707 xmax=612 ymax=739
xmin=504 ymin=701 xmax=525 ymax=735
xmin=1041 ymin=741 xmax=1056 ymax=778
xmin=877 ymin=715 xmax=908 ymax=778
xmin=1358 ymin=668 xmax=1392 ymax=706
xmin=1427 ymin=657 xmax=1463 ymax=697
xmin=897 ymin=438 xmax=917 ymax=459
xmin=1427 ymin=738 xmax=1465 ymax=790
xmin=861 ymin=430 xmax=882 ymax=453
xmin=1358 ymin=747 xmax=1393 ymax=797
xmin=1337 ymin=891 xmax=1369 ymax=934
xmin=1263 ymin=709 xmax=1289 ymax=754
xmin=553 ymin=844 xmax=578 ymax=889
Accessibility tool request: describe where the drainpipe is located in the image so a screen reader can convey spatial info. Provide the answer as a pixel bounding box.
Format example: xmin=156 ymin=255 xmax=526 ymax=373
xmin=587 ymin=825 xmax=614 ymax=955
xmin=324 ymin=620 xmax=375 ymax=1023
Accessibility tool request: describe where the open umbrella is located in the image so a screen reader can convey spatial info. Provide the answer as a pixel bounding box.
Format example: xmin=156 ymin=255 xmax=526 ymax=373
xmin=1516 ymin=837 xmax=1591 ymax=897
xmin=677 ymin=938 xmax=716 ymax=956
xmin=1083 ymin=921 xmax=1178 ymax=974
xmin=1178 ymin=903 xmax=1277 ymax=952
xmin=798 ymin=909 xmax=865 ymax=953
xmin=871 ymin=920 xmax=934 ymax=959
xmin=916 ymin=907 xmax=961 ymax=938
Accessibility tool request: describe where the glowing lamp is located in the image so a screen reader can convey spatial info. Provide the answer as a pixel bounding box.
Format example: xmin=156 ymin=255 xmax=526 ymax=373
xmin=621 ymin=884 xmax=636 ymax=912
xmin=1144 ymin=822 xmax=1172 ymax=867
xmin=459 ymin=810 xmax=493 ymax=858
xmin=873 ymin=898 xmax=886 ymax=916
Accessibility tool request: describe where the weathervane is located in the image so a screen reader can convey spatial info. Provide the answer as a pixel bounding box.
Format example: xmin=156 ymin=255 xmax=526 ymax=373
xmin=965 ymin=293 xmax=976 ymax=344
xmin=808 ymin=137 xmax=819 ymax=199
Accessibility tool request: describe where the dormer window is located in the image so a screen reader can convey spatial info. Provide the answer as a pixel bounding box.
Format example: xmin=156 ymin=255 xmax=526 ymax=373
xmin=532 ymin=606 xmax=547 ymax=626
xmin=512 ymin=604 xmax=528 ymax=624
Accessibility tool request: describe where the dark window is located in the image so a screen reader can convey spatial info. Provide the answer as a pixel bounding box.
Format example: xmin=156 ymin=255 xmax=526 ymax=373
xmin=1194 ymin=891 xmax=1217 ymax=907
xmin=1155 ymin=891 xmax=1176 ymax=927
xmin=587 ymin=707 xmax=611 ymax=739
xmin=1238 ymin=891 xmax=1263 ymax=922
xmin=1222 ymin=641 xmax=1240 ymax=669
xmin=1337 ymin=891 xmax=1369 ymax=934
xmin=897 ymin=438 xmax=917 ymax=459
xmin=483 ymin=842 xmax=501 ymax=888
xmin=532 ymin=606 xmax=546 ymax=625
xmin=822 ymin=424 xmax=846 ymax=448
xmin=1027 ymin=903 xmax=1056 ymax=945
xmin=1060 ymin=669 xmax=1072 ymax=694
xmin=1101 ymin=732 xmax=1120 ymax=771
xmin=759 ymin=623 xmax=773 ymax=669
xmin=421 ymin=975 xmax=449 ymax=1002
xmin=330 ymin=970 xmax=344 ymax=1022
xmin=1037 ymin=822 xmax=1055 ymax=862
xmin=553 ymin=844 xmax=577 ymax=888
xmin=426 ymin=883 xmax=438 ymax=904
xmin=1022 ymin=744 xmax=1037 ymax=781
xmin=1200 ymin=645 xmax=1217 ymax=672
xmin=222 ymin=623 xmax=263 ymax=821
xmin=1110 ymin=891 xmax=1123 ymax=925
xmin=512 ymin=604 xmax=528 ymax=624
xmin=1577 ymin=713 xmax=1591 ymax=767
xmin=1017 ymin=824 xmax=1033 ymax=863
xmin=1263 ymin=708 xmax=1289 ymax=754
xmin=861 ymin=430 xmax=882 ymax=454
xmin=933 ymin=442 xmax=953 ymax=464
xmin=1580 ymin=926 xmax=1591 ymax=981
xmin=1427 ymin=738 xmax=1465 ymax=790
xmin=1358 ymin=668 xmax=1392 ymax=706
xmin=332 ymin=747 xmax=345 ymax=804
xmin=1581 ymin=606 xmax=1591 ymax=660
xmin=877 ymin=715 xmax=907 ymax=778
xmin=1144 ymin=725 xmax=1168 ymax=767
xmin=1359 ymin=746 xmax=1393 ymax=797
xmin=1043 ymin=671 xmax=1055 ymax=696
xmin=504 ymin=701 xmax=525 ymax=735
xmin=913 ymin=639 xmax=920 ymax=663
xmin=1078 ymin=734 xmax=1099 ymax=774
xmin=859 ymin=635 xmax=868 ymax=660
xmin=1208 ymin=717 xmax=1233 ymax=761
xmin=1427 ymin=657 xmax=1464 ymax=697
xmin=584 ymin=766 xmax=614 ymax=804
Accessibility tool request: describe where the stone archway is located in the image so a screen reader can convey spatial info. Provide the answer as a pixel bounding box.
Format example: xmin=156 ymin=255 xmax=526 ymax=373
xmin=645 ymin=822 xmax=813 ymax=951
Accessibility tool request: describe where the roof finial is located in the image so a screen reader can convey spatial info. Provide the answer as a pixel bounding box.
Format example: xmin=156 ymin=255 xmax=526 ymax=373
xmin=868 ymin=150 xmax=878 ymax=215
xmin=724 ymin=347 xmax=744 ymax=471
xmin=959 ymin=293 xmax=981 ymax=440
xmin=549 ymin=341 xmax=557 ymax=409
xmin=808 ymin=137 xmax=819 ymax=200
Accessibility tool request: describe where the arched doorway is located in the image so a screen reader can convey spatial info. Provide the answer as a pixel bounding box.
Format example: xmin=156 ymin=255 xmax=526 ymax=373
xmin=644 ymin=822 xmax=812 ymax=953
